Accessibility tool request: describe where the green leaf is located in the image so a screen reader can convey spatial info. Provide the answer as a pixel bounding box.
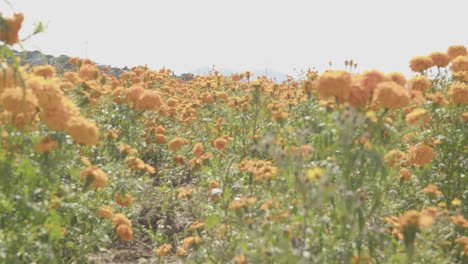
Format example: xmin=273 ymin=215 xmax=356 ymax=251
xmin=205 ymin=214 xmax=220 ymax=230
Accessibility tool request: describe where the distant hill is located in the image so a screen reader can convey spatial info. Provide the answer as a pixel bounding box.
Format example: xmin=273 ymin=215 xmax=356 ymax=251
xmin=190 ymin=66 xmax=290 ymax=81
xmin=11 ymin=50 xmax=291 ymax=81
xmin=12 ymin=50 xmax=127 ymax=77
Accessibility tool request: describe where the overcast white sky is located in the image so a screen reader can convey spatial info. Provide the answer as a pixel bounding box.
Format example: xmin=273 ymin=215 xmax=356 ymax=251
xmin=2 ymin=0 xmax=468 ymax=77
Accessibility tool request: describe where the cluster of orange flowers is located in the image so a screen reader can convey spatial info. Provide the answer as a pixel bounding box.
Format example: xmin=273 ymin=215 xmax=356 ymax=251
xmin=235 ymin=158 xmax=278 ymax=181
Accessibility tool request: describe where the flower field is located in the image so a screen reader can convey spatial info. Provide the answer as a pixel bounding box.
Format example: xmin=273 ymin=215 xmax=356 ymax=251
xmin=1 ymin=12 xmax=467 ymax=264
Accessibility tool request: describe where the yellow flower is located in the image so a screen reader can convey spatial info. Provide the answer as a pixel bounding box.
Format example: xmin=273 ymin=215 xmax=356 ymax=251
xmin=306 ymin=167 xmax=324 ymax=182
xmin=451 ymin=199 xmax=462 ymax=206
xmin=0 ymin=13 xmax=24 ymax=45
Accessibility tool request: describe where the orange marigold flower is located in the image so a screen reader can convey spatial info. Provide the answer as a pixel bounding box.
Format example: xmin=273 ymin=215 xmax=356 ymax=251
xmin=34 ymin=136 xmax=59 ymax=152
xmin=408 ymin=75 xmax=431 ymax=94
xmin=116 ymin=224 xmax=133 ymax=242
xmin=450 ymin=55 xmax=468 ymax=73
xmin=79 ymin=64 xmax=99 ymax=81
xmin=461 ymin=112 xmax=468 ymax=122
xmin=181 ymin=236 xmax=202 ymax=248
xmin=0 ymin=13 xmax=24 ymax=45
xmin=213 ymin=137 xmax=228 ymax=151
xmin=67 ymin=117 xmax=99 ymax=146
xmin=409 ymin=56 xmax=434 ymax=72
xmin=408 ymin=144 xmax=435 ymax=167
xmin=192 ymin=143 xmax=204 ymax=157
xmin=450 ymin=216 xmax=468 ymax=228
xmin=448 ymin=82 xmax=468 ymax=104
xmin=384 ymin=150 xmax=406 ymax=167
xmin=168 ymin=137 xmax=187 ymax=151
xmin=231 ymin=73 xmax=242 ymax=82
xmin=69 ymin=57 xmax=80 ymax=65
xmin=372 ymin=81 xmax=410 ymax=110
xmin=405 ymin=108 xmax=432 ymax=128
xmin=348 ymin=80 xmax=370 ymax=108
xmin=33 ymin=65 xmax=56 ymax=79
xmin=427 ymin=92 xmax=448 ymax=105
xmin=350 ymin=254 xmax=370 ymax=264
xmin=316 ymin=70 xmax=351 ymax=102
xmin=49 ymin=195 xmax=60 ymax=209
xmin=176 ymin=187 xmax=195 ymax=199
xmin=154 ymin=134 xmax=167 ymax=144
xmin=398 ymin=167 xmax=411 ymax=182
xmin=447 ymin=45 xmax=467 ymax=60
xmin=80 ymin=165 xmax=109 ymax=189
xmin=0 ymin=87 xmax=38 ymax=114
xmin=387 ymin=72 xmax=407 ymax=86
xmin=115 ymin=194 xmax=135 ymax=207
xmin=234 ymin=254 xmax=248 ymax=264
xmin=422 ymin=184 xmax=442 ymax=195
xmin=454 ymin=237 xmax=468 ymax=256
xmin=302 ymin=80 xmax=314 ymax=93
xmin=399 ymin=210 xmax=434 ymax=228
xmin=428 ymin=51 xmax=450 ymax=67
xmin=359 ymin=70 xmax=390 ymax=94
xmin=155 ymin=244 xmax=173 ymax=257
xmin=112 ymin=213 xmax=132 ymax=227
xmin=97 ymin=205 xmax=113 ymax=219
xmin=135 ymin=90 xmax=162 ymax=110
xmin=175 ymin=248 xmax=187 ymax=257
xmin=188 ymin=220 xmax=205 ymax=231
xmin=167 ymin=98 xmax=177 ymax=107
xmin=156 ymin=125 xmax=166 ymax=134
